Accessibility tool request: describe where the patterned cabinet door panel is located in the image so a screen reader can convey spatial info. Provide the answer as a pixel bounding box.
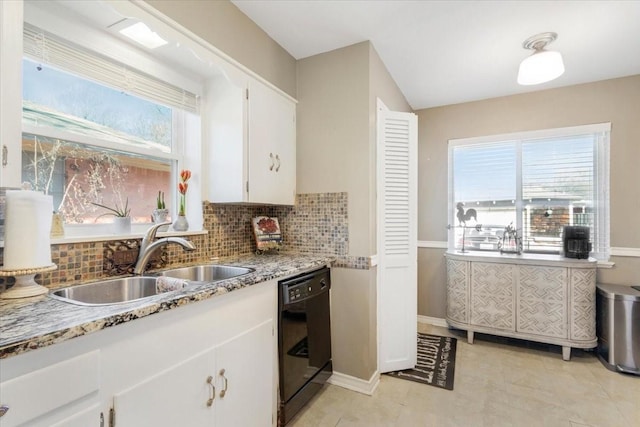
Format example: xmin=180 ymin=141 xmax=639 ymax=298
xmin=446 ymin=259 xmax=469 ymax=323
xmin=470 ymin=262 xmax=515 ymax=331
xmin=569 ymin=268 xmax=596 ymax=341
xmin=517 ymin=266 xmax=567 ymax=338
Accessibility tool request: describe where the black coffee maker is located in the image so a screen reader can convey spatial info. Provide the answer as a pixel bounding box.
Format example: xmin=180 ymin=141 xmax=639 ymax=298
xmin=563 ymin=226 xmax=591 ymax=259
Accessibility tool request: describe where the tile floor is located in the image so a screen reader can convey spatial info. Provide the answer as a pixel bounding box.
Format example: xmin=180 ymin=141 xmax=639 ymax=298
xmin=289 ymin=324 xmax=639 ymax=427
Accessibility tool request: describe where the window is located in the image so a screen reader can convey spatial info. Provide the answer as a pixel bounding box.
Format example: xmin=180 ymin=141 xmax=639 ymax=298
xmin=448 ymin=124 xmax=610 ymax=259
xmin=21 ymin=22 xmax=201 ymax=235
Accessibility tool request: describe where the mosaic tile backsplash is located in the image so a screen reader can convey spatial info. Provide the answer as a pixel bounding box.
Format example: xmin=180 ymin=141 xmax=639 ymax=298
xmin=0 ymin=192 xmax=361 ymax=290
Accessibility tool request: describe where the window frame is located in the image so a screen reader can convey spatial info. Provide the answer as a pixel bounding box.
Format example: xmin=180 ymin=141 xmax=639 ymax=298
xmin=20 ymin=7 xmax=203 ymax=239
xmin=448 ymin=123 xmax=611 ymax=260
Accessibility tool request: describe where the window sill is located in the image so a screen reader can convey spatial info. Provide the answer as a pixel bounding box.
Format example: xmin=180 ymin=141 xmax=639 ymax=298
xmin=50 ymin=229 xmax=207 ymax=245
xmin=0 ymin=229 xmax=207 ymax=248
xmin=596 ymin=260 xmax=615 ymax=269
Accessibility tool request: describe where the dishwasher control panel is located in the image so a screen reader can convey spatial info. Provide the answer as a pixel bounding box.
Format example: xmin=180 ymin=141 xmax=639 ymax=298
xmin=280 ymin=267 xmax=330 ymax=306
xmin=286 ymin=282 xmax=312 ymax=302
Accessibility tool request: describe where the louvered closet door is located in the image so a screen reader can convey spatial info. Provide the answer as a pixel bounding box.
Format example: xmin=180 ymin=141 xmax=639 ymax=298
xmin=377 ymin=107 xmax=418 ymax=373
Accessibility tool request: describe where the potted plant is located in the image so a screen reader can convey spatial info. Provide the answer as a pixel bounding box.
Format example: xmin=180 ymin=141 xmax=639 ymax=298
xmin=152 ymin=191 xmax=169 ymax=231
xmin=92 ymin=198 xmax=131 ymax=234
xmin=173 ymin=170 xmax=191 ymax=231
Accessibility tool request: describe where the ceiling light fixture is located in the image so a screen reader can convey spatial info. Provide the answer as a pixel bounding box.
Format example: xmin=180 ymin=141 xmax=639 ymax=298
xmin=517 ymin=32 xmax=564 ymax=86
xmin=119 ymin=22 xmax=168 ymax=49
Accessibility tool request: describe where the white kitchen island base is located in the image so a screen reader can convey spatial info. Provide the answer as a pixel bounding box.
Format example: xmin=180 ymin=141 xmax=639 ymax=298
xmin=445 ymin=251 xmax=597 ymax=361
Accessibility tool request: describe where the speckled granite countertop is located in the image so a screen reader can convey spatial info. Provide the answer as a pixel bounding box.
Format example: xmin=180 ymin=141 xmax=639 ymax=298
xmin=0 ymin=253 xmax=333 ymax=359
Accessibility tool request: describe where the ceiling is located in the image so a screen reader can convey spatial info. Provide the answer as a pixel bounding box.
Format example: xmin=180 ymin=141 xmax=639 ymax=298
xmin=231 ymin=0 xmax=640 ymax=110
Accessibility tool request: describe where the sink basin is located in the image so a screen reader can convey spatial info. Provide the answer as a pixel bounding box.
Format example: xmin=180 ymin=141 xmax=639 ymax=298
xmin=157 ymin=265 xmax=254 ymax=282
xmin=50 ymin=276 xmax=164 ymax=306
xmin=49 ymin=265 xmax=253 ymax=306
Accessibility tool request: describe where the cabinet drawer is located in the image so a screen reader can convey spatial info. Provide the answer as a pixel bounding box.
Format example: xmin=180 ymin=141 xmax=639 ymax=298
xmin=50 ymin=404 xmax=101 ymax=427
xmin=0 ymin=350 xmax=100 ymax=427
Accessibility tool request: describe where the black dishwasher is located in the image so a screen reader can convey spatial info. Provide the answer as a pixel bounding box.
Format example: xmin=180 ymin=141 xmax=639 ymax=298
xmin=278 ymin=267 xmax=332 ymax=426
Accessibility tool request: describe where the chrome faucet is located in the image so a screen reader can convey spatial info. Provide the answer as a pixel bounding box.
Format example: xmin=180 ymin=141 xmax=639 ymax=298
xmin=133 ymin=222 xmax=196 ymax=275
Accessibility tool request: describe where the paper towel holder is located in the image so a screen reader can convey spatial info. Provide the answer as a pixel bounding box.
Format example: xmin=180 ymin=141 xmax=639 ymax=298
xmin=0 ymin=264 xmax=57 ymax=299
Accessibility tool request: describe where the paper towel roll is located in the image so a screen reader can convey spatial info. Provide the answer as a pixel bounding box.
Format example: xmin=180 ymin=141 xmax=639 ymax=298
xmin=3 ymin=190 xmax=53 ymax=270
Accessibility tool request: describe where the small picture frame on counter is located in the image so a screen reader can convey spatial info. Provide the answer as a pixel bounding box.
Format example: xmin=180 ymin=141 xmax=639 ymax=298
xmin=252 ymin=216 xmax=282 ymax=253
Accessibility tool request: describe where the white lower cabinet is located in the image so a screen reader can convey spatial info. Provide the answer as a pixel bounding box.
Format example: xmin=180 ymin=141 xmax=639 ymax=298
xmin=113 ymin=348 xmax=212 ymax=426
xmin=214 ymin=320 xmax=274 ymax=427
xmin=113 ymin=320 xmax=273 ymax=427
xmin=49 ymin=405 xmax=102 ymax=427
xmin=0 ymin=351 xmax=100 ymax=427
xmin=0 ymin=280 xmax=278 ymax=427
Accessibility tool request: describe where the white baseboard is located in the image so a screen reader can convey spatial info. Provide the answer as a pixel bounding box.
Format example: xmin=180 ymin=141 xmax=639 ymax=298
xmin=417 ymin=315 xmax=448 ymax=328
xmin=327 ymin=370 xmax=380 ymax=396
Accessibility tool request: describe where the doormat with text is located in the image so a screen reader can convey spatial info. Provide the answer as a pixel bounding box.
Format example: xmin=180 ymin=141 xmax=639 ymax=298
xmin=386 ymin=333 xmax=457 ymax=390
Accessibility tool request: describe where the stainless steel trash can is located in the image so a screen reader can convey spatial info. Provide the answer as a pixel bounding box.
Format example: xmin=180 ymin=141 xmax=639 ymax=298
xmin=596 ymin=283 xmax=640 ymax=375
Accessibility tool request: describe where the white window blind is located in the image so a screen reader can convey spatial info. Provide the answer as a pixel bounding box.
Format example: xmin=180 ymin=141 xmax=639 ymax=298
xmin=452 ymin=141 xmax=516 ymax=203
xmin=449 ymin=124 xmax=610 ymax=259
xmin=23 ymin=23 xmax=199 ymax=114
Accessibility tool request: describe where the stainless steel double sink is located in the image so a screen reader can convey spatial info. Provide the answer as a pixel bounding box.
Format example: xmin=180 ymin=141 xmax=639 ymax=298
xmin=49 ymin=265 xmax=253 ymax=306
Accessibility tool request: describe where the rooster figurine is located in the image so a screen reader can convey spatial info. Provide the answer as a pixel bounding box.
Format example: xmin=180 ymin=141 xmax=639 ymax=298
xmin=456 ymin=202 xmax=477 ymax=227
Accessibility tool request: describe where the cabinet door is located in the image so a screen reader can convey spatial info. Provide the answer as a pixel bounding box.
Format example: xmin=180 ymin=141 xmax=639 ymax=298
xmin=215 ymin=319 xmax=274 ymax=427
xmin=569 ymin=268 xmax=596 ymax=341
xmin=517 ymin=266 xmax=567 ymax=338
xmin=446 ymin=259 xmax=469 ymax=324
xmin=247 ymin=80 xmax=296 ymax=205
xmin=113 ymin=348 xmax=214 ymax=427
xmin=0 ymin=0 xmax=23 ymax=188
xmin=470 ymin=262 xmax=515 ymax=331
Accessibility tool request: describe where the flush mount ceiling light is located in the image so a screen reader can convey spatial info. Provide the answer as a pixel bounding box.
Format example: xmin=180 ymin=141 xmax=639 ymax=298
xmin=517 ymin=32 xmax=565 ymax=86
xmin=119 ymin=22 xmax=168 ymax=49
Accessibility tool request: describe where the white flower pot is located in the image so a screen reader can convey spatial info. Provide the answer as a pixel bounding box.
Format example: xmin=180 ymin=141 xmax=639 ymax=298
xmin=113 ymin=216 xmax=132 ymax=235
xmin=152 ymin=209 xmax=170 ymax=231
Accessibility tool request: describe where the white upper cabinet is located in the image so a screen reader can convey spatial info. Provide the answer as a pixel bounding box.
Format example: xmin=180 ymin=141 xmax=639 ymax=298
xmin=206 ymin=72 xmax=296 ymax=205
xmin=0 ymin=0 xmax=23 ymax=188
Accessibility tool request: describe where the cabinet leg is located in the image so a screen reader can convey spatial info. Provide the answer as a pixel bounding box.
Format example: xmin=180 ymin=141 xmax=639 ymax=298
xmin=562 ymin=346 xmax=571 ymax=361
xmin=467 ymin=330 xmax=474 ymax=344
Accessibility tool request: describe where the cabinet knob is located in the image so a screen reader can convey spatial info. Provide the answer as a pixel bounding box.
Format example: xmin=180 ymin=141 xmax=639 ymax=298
xmin=275 ymin=154 xmax=281 ymax=172
xmin=206 ymin=375 xmax=215 ymax=407
xmin=269 ymin=153 xmax=275 ymax=171
xmin=0 ymin=405 xmax=9 ymax=418
xmin=219 ymin=368 xmax=229 ymax=398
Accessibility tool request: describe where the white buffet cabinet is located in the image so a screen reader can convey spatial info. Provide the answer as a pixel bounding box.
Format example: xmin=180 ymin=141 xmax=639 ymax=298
xmin=445 ymin=251 xmax=597 ymax=360
xmin=0 ymin=280 xmax=277 ymax=427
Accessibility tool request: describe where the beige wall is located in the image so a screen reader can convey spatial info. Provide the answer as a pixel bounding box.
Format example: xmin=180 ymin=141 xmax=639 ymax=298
xmin=145 ymin=0 xmax=297 ymax=98
xmin=296 ymin=42 xmax=372 ymax=256
xmin=297 ymin=42 xmax=411 ymax=381
xmin=368 ymin=43 xmax=413 ymax=253
xmin=330 ymin=268 xmax=377 ymax=380
xmin=417 ymin=75 xmax=640 ymax=318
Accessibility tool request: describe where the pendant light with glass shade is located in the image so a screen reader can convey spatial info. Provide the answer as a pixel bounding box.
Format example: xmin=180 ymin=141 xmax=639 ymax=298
xmin=517 ymin=32 xmax=565 ymax=85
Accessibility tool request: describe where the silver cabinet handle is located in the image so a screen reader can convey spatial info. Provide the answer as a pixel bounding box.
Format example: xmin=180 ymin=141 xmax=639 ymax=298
xmin=275 ymin=154 xmax=281 ymax=172
xmin=2 ymin=145 xmax=7 ymax=167
xmin=269 ymin=153 xmax=275 ymax=171
xmin=0 ymin=405 xmax=9 ymax=417
xmin=206 ymin=375 xmax=215 ymax=407
xmin=219 ymin=368 xmax=228 ymax=398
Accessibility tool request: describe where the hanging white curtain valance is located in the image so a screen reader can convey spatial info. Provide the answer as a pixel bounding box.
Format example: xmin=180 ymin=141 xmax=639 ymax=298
xmin=23 ymin=23 xmax=199 ymax=114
